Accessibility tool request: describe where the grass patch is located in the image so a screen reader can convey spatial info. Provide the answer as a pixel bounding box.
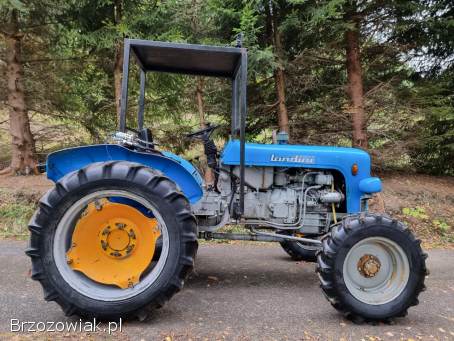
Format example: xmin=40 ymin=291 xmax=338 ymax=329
xmin=397 ymin=205 xmax=453 ymax=248
xmin=0 ymin=190 xmax=39 ymax=239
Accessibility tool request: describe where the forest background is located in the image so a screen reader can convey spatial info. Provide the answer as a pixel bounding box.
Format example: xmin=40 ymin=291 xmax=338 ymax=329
xmin=0 ymin=0 xmax=453 ymax=177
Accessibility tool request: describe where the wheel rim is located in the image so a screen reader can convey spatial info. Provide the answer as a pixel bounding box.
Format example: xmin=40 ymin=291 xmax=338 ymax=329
xmin=343 ymin=236 xmax=410 ymax=305
xmin=66 ymin=199 xmax=161 ymax=289
xmin=53 ymin=190 xmax=169 ymax=302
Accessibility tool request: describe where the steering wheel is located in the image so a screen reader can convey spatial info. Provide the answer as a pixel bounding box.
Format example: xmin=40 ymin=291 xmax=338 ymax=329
xmin=186 ymin=123 xmax=220 ymax=140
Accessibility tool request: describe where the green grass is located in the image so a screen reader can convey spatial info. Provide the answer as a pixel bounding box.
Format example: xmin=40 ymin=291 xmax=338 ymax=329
xmin=0 ymin=191 xmax=37 ymax=239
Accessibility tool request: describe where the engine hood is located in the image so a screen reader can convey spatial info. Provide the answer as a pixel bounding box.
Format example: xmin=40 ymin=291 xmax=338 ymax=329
xmin=221 ymin=140 xmax=380 ymax=213
xmin=221 ymin=140 xmax=370 ymax=169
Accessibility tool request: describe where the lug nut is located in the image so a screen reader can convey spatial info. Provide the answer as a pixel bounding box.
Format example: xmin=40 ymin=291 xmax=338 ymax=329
xmin=94 ymin=200 xmax=103 ymax=211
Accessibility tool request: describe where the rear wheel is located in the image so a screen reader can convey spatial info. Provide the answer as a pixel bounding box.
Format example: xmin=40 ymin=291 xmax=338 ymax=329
xmin=317 ymin=214 xmax=428 ymax=322
xmin=26 ymin=161 xmax=198 ymax=320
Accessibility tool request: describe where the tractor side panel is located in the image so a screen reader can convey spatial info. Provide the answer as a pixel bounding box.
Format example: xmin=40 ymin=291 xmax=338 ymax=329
xmin=221 ymin=140 xmax=379 ymax=213
xmin=46 ymin=144 xmax=204 ymax=204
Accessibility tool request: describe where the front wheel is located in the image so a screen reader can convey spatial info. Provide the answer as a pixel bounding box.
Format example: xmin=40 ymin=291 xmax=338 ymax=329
xmin=317 ymin=214 xmax=428 ymax=322
xmin=26 ymin=161 xmax=198 ymax=320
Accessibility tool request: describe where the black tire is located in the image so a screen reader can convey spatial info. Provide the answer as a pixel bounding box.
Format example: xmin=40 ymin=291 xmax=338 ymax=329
xmin=25 ymin=161 xmax=198 ymax=320
xmin=317 ymin=214 xmax=428 ymax=323
xmin=279 ymin=231 xmax=318 ymax=262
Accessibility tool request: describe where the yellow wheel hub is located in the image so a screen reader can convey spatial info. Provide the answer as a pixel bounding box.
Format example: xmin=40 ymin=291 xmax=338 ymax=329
xmin=99 ymin=219 xmax=139 ymax=259
xmin=66 ymin=199 xmax=160 ymax=289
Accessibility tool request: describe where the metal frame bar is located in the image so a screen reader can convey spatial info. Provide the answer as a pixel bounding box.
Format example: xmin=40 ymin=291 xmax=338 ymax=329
xmin=119 ymin=40 xmax=131 ymax=132
xmin=137 ymin=69 xmax=146 ymax=131
xmin=199 ymin=231 xmax=323 ymax=246
xmin=238 ymin=51 xmax=247 ymax=215
xmin=250 ymin=228 xmax=322 ymax=245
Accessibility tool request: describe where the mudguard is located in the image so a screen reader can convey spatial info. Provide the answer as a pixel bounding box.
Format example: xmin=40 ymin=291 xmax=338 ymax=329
xmin=46 ymin=144 xmax=204 ymax=204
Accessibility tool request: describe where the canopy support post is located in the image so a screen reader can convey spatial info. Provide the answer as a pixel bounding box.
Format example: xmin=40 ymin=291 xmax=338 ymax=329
xmin=238 ymin=51 xmax=248 ymax=216
xmin=138 ymin=69 xmax=146 ymax=131
xmin=119 ymin=40 xmax=131 ymax=132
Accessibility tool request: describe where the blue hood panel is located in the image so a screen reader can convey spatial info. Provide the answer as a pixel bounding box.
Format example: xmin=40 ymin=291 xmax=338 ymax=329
xmin=221 ymin=140 xmax=379 ymax=213
xmin=221 ymin=140 xmax=371 ymax=169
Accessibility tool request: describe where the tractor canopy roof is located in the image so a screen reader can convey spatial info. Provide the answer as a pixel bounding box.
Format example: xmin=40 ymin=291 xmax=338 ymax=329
xmin=129 ymin=39 xmax=244 ymax=77
xmin=119 ymin=38 xmax=248 ymax=138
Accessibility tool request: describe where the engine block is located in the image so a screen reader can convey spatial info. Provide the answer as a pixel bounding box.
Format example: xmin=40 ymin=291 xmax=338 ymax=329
xmin=243 ymin=188 xmax=298 ymax=223
xmin=193 ymin=166 xmax=345 ymax=235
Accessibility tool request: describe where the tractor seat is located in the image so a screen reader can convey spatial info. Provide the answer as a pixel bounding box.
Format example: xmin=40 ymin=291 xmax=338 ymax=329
xmin=138 ymin=128 xmax=155 ymax=149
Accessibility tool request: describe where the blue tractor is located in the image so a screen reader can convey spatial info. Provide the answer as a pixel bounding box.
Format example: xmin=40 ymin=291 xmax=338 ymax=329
xmin=27 ymin=39 xmax=427 ymax=322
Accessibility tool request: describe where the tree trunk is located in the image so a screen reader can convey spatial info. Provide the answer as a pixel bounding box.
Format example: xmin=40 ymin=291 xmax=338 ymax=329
xmin=195 ymin=78 xmax=214 ymax=186
xmin=2 ymin=10 xmax=37 ymax=175
xmin=268 ymin=2 xmax=289 ymax=135
xmin=345 ymin=14 xmax=367 ymax=148
xmin=274 ymin=68 xmax=289 ymax=134
xmin=196 ymin=78 xmax=206 ymax=129
xmin=114 ymin=0 xmax=123 ymax=129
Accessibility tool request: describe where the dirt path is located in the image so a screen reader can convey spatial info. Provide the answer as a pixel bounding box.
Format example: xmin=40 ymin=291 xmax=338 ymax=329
xmin=0 ymin=174 xmax=53 ymax=194
xmin=377 ymin=173 xmax=454 ymax=247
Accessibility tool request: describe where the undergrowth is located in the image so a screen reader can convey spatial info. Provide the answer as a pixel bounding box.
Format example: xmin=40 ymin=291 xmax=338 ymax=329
xmin=0 ymin=190 xmax=39 ymax=239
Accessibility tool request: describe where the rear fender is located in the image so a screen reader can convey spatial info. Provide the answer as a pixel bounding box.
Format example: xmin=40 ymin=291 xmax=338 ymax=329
xmin=46 ymin=144 xmax=203 ymax=204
